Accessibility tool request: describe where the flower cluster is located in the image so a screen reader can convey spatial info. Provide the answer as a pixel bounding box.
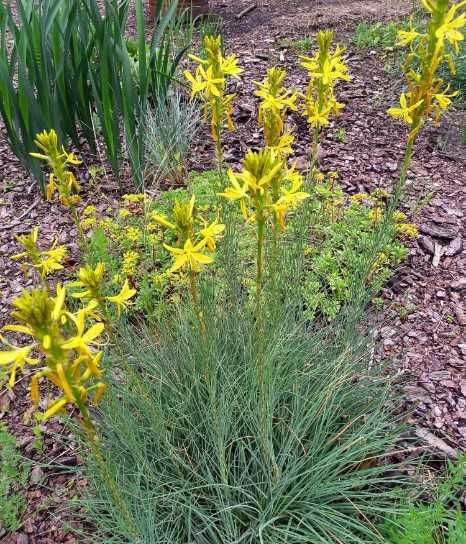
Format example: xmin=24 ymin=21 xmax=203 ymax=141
xmin=184 ymin=35 xmax=243 ymax=152
xmin=254 ymin=67 xmax=298 ymax=155
xmin=12 ymin=227 xmax=67 ymax=279
xmin=69 ymin=263 xmax=136 ymax=317
xmin=300 ymin=30 xmax=350 ymax=130
xmin=219 ymin=148 xmax=309 ymax=232
xmin=388 ymin=0 xmax=466 ymax=142
xmin=30 ymin=129 xmax=82 ymax=206
xmin=0 ymin=286 xmax=106 ymax=421
xmin=152 ymin=195 xmax=225 ymax=274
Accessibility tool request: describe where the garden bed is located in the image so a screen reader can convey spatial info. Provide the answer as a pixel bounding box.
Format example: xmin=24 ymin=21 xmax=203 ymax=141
xmin=0 ymin=0 xmax=465 ymax=542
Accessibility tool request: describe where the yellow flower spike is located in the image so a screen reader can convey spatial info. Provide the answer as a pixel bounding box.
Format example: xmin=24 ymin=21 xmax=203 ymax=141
xmin=105 ymin=280 xmax=137 ymax=317
xmin=255 ymin=67 xmax=298 ymax=150
xmin=200 ymin=219 xmax=226 ymax=251
xmin=30 ymin=129 xmax=82 ymax=209
xmin=12 ymin=227 xmax=67 ymax=279
xmin=185 ymin=34 xmax=242 ymax=150
xmin=164 ymin=239 xmax=214 ymax=273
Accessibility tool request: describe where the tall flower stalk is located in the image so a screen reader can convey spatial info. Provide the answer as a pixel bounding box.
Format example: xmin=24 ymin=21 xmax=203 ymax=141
xmin=219 ymin=149 xmax=309 ymax=472
xmin=388 ymin=0 xmax=466 ymax=203
xmin=30 ymin=129 xmax=87 ymax=249
xmin=184 ymin=36 xmax=243 ymax=178
xmin=300 ymin=31 xmax=350 ymax=178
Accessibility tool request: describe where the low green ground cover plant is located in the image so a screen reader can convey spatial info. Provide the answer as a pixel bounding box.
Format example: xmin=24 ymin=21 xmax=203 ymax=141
xmin=381 ymin=456 xmax=466 ymax=544
xmin=0 ymin=425 xmax=29 ymax=532
xmin=1 ymin=1 xmax=465 ymax=542
xmin=353 ymin=21 xmax=401 ymax=49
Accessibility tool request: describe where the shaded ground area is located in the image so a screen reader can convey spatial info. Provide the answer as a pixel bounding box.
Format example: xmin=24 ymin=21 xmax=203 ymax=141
xmin=1 ymin=0 xmax=465 ymax=542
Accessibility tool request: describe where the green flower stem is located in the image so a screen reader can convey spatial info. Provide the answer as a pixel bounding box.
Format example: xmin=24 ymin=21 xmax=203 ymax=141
xmin=309 ymin=126 xmax=321 ymax=182
xmin=70 ymin=205 xmax=87 ymax=252
xmin=188 ymin=271 xmax=206 ymax=339
xmin=72 ymin=390 xmax=140 ymax=541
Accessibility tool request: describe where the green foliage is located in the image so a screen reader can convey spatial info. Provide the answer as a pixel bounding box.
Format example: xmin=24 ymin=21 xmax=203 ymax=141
xmin=0 ymin=425 xmax=29 ymax=532
xmin=0 ymin=0 xmax=187 ymax=192
xmin=279 ymin=35 xmax=313 ymax=52
xmin=334 ymin=127 xmax=347 ymax=143
xmin=353 ymin=21 xmax=401 ymax=49
xmin=85 ymin=171 xmax=220 ymax=321
xmin=380 ymin=456 xmax=466 ymax=544
xmin=85 ymin=171 xmax=415 ymax=324
xmin=301 ymin=181 xmax=416 ymax=321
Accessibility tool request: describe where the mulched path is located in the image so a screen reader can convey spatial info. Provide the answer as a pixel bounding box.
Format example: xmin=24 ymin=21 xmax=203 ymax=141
xmin=1 ymin=0 xmax=465 ymax=542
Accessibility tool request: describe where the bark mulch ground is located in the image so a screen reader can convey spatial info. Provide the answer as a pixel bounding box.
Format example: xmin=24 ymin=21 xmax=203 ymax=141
xmin=1 ymin=1 xmax=465 ymax=542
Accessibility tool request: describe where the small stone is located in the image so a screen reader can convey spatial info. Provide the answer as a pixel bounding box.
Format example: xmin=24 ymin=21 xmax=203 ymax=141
xmin=30 ymin=466 xmax=44 ymax=485
xmin=458 ymin=344 xmax=466 ymax=357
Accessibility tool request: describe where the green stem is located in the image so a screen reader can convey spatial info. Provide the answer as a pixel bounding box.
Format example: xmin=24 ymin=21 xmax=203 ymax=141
xmin=188 ymin=271 xmax=206 ymax=339
xmin=70 ymin=205 xmax=87 ymax=253
xmin=72 ymin=393 xmax=139 ymax=541
xmin=309 ymin=126 xmax=321 ymax=182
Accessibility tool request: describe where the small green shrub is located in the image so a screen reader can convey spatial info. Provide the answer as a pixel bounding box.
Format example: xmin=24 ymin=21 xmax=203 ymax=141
xmin=0 ymin=425 xmax=29 ymax=532
xmin=353 ymin=21 xmax=401 ymax=49
xmin=381 ymin=456 xmax=466 ymax=544
xmin=84 ymin=172 xmax=417 ymax=323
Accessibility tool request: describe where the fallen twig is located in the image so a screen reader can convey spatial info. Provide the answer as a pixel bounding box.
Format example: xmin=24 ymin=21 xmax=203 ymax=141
xmin=236 ymin=3 xmax=257 ymax=20
xmin=0 ymin=197 xmax=40 ymax=231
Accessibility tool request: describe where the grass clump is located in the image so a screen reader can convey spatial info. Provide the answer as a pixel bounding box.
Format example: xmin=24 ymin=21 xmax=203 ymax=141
xmin=81 ymin=279 xmax=407 ymax=543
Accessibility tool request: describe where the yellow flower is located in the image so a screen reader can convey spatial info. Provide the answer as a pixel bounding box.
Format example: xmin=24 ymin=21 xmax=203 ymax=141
xmin=150 ymin=211 xmax=176 ymax=230
xmin=12 ymin=228 xmax=67 ymax=278
xmin=387 ymin=93 xmax=424 ymax=125
xmin=125 ymin=226 xmax=142 ymax=244
xmin=271 ymin=170 xmax=310 ymax=230
xmin=397 ymin=29 xmax=422 ymax=47
xmin=105 ymin=280 xmax=136 ymax=317
xmin=83 ymin=205 xmax=96 ymax=216
xmin=396 ymin=223 xmax=419 ymax=238
xmin=164 ymin=239 xmax=213 ymax=273
xmin=0 ymin=344 xmax=34 ymax=388
xmin=200 ymin=219 xmax=225 ymax=251
xmin=62 ymin=307 xmax=105 ymax=358
xmin=119 ymin=208 xmax=132 ymax=220
xmin=436 ymin=5 xmax=466 ymax=53
xmin=122 ymin=250 xmax=139 ymax=277
xmin=185 ymin=65 xmax=224 ymax=99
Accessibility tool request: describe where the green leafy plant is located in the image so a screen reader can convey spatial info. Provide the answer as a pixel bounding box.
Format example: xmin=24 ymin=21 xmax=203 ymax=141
xmin=381 ymin=456 xmax=466 ymax=544
xmin=0 ymin=425 xmax=29 ymax=532
xmin=353 ymin=21 xmax=401 ymax=49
